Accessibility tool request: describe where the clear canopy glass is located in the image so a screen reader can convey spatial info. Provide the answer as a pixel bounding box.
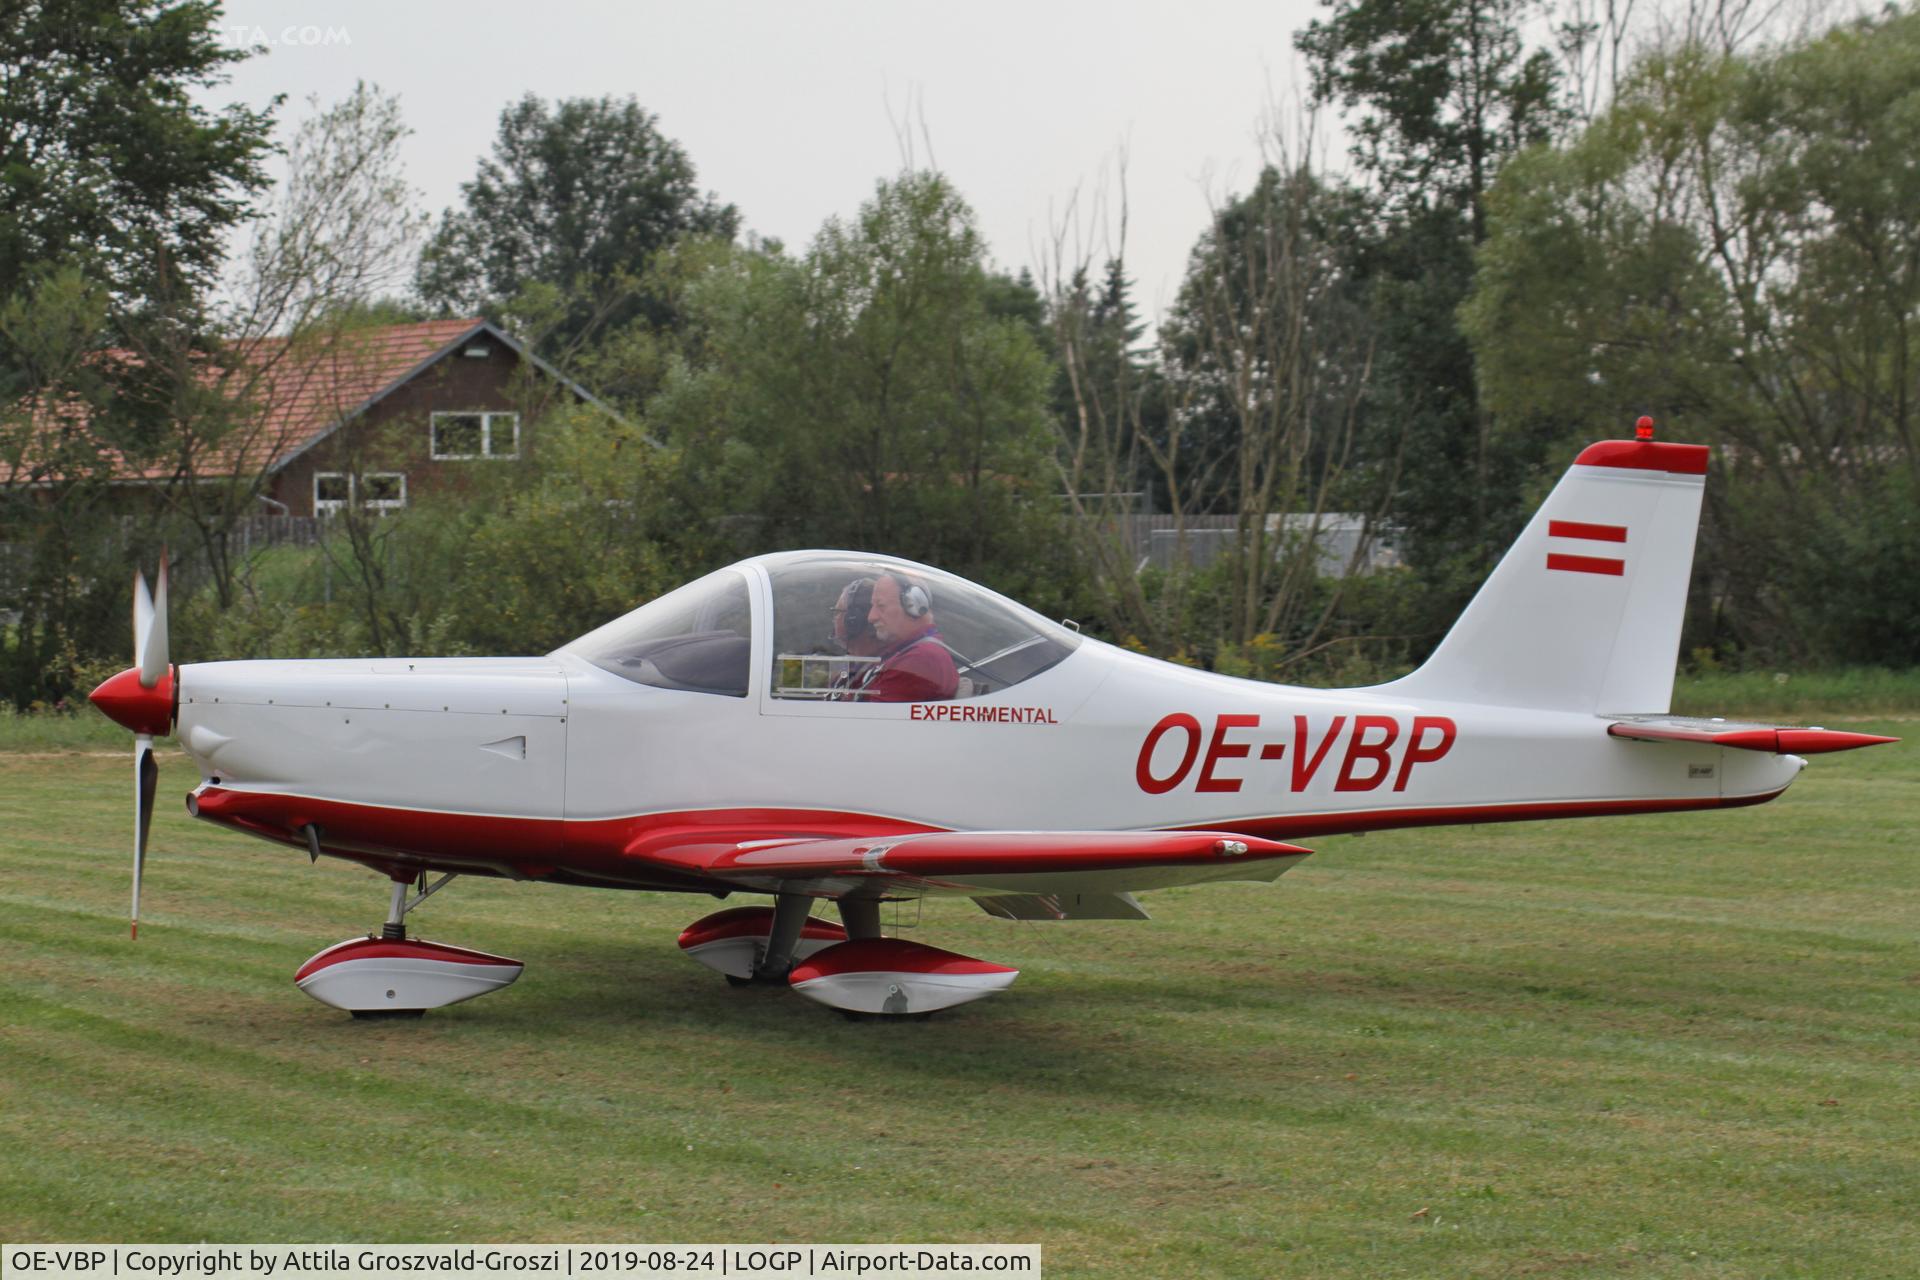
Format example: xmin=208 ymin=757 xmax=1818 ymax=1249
xmin=557 ymin=568 xmax=752 ymax=697
xmin=766 ymin=554 xmax=1079 ymax=702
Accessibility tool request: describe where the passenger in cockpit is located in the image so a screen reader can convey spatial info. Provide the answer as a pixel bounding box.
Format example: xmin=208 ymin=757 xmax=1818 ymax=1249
xmin=828 ymin=577 xmax=882 ymax=701
xmin=857 ymin=571 xmax=959 ymax=703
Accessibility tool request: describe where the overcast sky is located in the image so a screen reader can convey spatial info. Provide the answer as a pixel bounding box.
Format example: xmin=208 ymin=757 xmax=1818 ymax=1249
xmin=204 ymin=0 xmax=1331 ymax=327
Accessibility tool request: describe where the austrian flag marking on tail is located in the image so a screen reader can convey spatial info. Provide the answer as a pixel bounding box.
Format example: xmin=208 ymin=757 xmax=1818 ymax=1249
xmin=1547 ymin=520 xmax=1629 ymax=576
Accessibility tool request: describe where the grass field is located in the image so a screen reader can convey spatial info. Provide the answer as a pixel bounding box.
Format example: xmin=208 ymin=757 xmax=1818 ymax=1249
xmin=1 ymin=727 xmax=1915 ymax=1277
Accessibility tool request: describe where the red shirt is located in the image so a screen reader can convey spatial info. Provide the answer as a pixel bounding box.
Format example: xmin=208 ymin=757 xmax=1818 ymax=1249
xmin=862 ymin=632 xmax=958 ymax=703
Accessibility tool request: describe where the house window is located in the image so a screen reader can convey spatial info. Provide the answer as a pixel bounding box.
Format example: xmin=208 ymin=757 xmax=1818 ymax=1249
xmin=314 ymin=473 xmax=351 ymax=514
xmin=315 ymin=472 xmax=406 ymax=514
xmin=431 ymin=411 xmax=519 ymax=459
xmin=361 ymin=473 xmax=406 ymax=510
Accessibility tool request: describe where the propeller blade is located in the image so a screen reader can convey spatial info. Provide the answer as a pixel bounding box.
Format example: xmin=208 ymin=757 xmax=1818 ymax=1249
xmin=138 ymin=553 xmax=169 ymax=689
xmin=133 ymin=568 xmax=154 ymax=677
xmin=134 ymin=736 xmax=157 ymax=940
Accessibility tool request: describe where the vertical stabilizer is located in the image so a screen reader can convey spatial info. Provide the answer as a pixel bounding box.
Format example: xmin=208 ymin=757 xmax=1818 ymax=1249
xmin=1381 ymin=439 xmax=1708 ymax=714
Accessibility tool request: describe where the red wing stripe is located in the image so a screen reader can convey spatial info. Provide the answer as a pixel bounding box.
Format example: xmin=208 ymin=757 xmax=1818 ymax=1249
xmin=1549 ymin=520 xmax=1627 ymax=543
xmin=1547 ymin=553 xmax=1625 ymax=576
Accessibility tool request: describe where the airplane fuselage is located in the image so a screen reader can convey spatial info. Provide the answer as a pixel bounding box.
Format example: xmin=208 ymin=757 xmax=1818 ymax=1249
xmin=175 ymin=636 xmax=1802 ymax=897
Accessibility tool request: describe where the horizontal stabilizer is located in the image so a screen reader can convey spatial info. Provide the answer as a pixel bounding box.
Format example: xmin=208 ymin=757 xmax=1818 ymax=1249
xmin=1607 ymin=716 xmax=1898 ymax=755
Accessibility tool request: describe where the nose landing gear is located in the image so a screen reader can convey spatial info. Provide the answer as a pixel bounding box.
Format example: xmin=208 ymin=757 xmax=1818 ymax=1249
xmin=295 ymin=871 xmax=522 ymax=1017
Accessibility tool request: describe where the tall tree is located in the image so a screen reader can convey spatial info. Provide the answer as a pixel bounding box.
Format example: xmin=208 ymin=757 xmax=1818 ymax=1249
xmin=0 ymin=0 xmax=274 ymax=707
xmin=1464 ymin=7 xmax=1920 ymax=663
xmin=414 ymin=95 xmax=738 ymax=363
xmin=1156 ymin=162 xmax=1381 ymax=654
xmin=1297 ymin=0 xmax=1560 ymax=240
xmin=1042 ymin=246 xmax=1163 ymax=649
xmin=134 ymin=82 xmax=431 ymax=612
xmin=652 ymin=172 xmax=1061 ymax=595
xmin=1296 ymin=0 xmax=1563 ymax=626
xmin=0 ymin=0 xmax=274 ymax=310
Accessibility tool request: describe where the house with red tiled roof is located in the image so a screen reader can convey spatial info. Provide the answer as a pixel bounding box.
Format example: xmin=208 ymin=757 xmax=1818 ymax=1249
xmin=10 ymin=317 xmax=618 ymax=518
xmin=249 ymin=317 xmax=617 ymax=517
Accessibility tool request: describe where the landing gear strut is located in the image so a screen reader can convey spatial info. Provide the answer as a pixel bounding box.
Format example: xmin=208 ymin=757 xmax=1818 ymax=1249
xmin=678 ymin=899 xmax=850 ymax=983
xmin=380 ymin=870 xmax=456 ymax=940
xmin=754 ymin=893 xmax=817 ymax=979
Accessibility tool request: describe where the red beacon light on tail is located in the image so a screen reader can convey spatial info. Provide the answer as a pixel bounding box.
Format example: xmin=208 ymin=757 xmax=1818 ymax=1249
xmin=1635 ymin=415 xmax=1656 ymax=441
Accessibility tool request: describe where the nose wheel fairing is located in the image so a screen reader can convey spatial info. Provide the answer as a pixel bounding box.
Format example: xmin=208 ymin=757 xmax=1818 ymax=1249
xmin=294 ymin=870 xmax=523 ymax=1016
xmin=295 ymin=937 xmax=523 ymax=1014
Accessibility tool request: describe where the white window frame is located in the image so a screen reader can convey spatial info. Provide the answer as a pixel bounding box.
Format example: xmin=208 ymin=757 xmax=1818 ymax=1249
xmin=359 ymin=472 xmax=407 ymax=510
xmin=314 ymin=472 xmax=352 ymax=515
xmin=314 ymin=471 xmax=407 ymax=515
xmin=431 ymin=410 xmax=520 ymax=460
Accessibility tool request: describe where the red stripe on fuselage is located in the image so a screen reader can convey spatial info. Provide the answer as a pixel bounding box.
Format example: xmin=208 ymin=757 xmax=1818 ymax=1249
xmin=189 ymin=786 xmax=936 ymax=891
xmin=189 ymin=785 xmax=1790 ymax=890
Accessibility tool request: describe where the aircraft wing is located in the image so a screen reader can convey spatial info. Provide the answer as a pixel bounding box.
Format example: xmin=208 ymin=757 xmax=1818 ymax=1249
xmin=1606 ymin=715 xmax=1897 ymax=754
xmin=639 ymin=829 xmax=1313 ymax=899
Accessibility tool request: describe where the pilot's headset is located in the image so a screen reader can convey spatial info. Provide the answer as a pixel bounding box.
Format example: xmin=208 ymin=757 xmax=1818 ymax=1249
xmin=831 ymin=577 xmax=876 ymax=651
xmin=881 ymin=571 xmax=932 ymax=619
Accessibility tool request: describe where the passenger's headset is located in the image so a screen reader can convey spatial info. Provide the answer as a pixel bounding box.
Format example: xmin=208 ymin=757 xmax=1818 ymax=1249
xmin=884 ymin=572 xmax=931 ymax=619
xmin=844 ymin=579 xmax=875 ymax=642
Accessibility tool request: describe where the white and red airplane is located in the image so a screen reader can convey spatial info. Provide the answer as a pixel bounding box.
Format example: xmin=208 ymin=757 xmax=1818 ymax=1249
xmin=89 ymin=428 xmax=1895 ymax=1019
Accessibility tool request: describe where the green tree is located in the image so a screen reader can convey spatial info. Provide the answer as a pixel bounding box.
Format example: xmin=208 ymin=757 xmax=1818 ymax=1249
xmin=0 ymin=0 xmax=274 ymax=707
xmin=652 ymin=172 xmax=1064 ymax=598
xmin=151 ymin=83 xmax=427 ymax=613
xmin=1155 ymin=162 xmax=1382 ymax=654
xmin=0 ymin=0 xmax=274 ymax=310
xmin=414 ymin=95 xmax=738 ymax=368
xmin=1297 ymin=0 xmax=1559 ymax=239
xmin=1464 ymin=8 xmax=1920 ymax=663
xmin=1042 ymin=250 xmax=1163 ymax=649
xmin=1296 ymin=0 xmax=1564 ymax=630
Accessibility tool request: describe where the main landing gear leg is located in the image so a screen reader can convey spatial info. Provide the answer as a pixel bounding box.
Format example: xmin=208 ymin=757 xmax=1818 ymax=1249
xmin=753 ymin=892 xmax=815 ymax=982
xmin=293 ymin=869 xmax=523 ymax=1018
xmin=838 ymin=897 xmax=883 ymax=941
xmin=679 ymin=905 xmax=848 ymax=984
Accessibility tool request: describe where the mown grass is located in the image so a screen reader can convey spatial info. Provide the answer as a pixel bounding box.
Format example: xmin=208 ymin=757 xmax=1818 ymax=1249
xmin=0 ymin=704 xmax=145 ymax=751
xmin=1671 ymin=667 xmax=1920 ymax=719
xmin=0 ymin=722 xmax=1913 ymax=1276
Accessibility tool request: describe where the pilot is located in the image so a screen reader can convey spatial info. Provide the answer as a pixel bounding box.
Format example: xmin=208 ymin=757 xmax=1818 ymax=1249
xmin=857 ymin=570 xmax=959 ymax=703
xmin=827 ymin=577 xmax=881 ymax=700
